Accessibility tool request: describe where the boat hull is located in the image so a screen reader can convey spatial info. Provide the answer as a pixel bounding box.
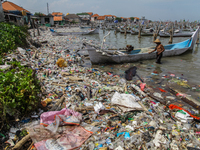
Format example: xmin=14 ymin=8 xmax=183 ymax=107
xmin=141 ymin=31 xmax=154 ymax=36
xmin=87 ymin=47 xmax=190 ymax=64
xmin=86 ymin=27 xmax=199 ymax=64
xmin=159 ymin=31 xmax=194 ymax=37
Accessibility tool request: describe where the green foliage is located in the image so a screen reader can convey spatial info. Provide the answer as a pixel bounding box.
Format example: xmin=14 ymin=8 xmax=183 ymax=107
xmin=34 ymin=12 xmax=45 ymax=17
xmin=115 ymin=17 xmax=122 ymax=22
xmin=0 ymin=22 xmax=28 ymax=54
xmin=0 ymin=61 xmax=41 ymax=130
xmin=130 ymin=17 xmax=135 ymax=21
xmin=0 ymin=56 xmax=5 ymax=65
xmin=20 ymin=129 xmax=28 ymax=137
xmin=76 ymin=13 xmax=89 ymax=16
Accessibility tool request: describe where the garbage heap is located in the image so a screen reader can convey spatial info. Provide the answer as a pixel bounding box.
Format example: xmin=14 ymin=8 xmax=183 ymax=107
xmin=2 ymin=28 xmax=200 ymax=150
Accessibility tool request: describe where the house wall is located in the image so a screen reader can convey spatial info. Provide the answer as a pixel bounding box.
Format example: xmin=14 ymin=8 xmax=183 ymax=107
xmin=97 ymin=20 xmax=105 ymax=24
xmin=91 ymin=17 xmax=94 ymax=22
xmin=0 ymin=2 xmax=5 ymax=22
xmin=49 ymin=17 xmax=54 ymax=25
xmin=41 ymin=17 xmax=54 ymax=26
xmin=41 ymin=17 xmax=45 ymax=25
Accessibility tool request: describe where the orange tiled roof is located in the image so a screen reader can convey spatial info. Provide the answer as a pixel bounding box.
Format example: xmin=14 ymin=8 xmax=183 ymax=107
xmin=3 ymin=8 xmax=9 ymax=12
xmin=97 ymin=16 xmax=106 ymax=20
xmin=54 ymin=16 xmax=63 ymax=21
xmin=2 ymin=1 xmax=30 ymax=13
xmin=87 ymin=12 xmax=93 ymax=16
xmin=52 ymin=12 xmax=58 ymax=16
xmin=104 ymin=15 xmax=112 ymax=17
xmin=57 ymin=12 xmax=63 ymax=16
xmin=134 ymin=17 xmax=140 ymax=20
xmin=113 ymin=15 xmax=116 ymax=18
xmin=52 ymin=12 xmax=63 ymax=16
xmin=91 ymin=14 xmax=99 ymax=17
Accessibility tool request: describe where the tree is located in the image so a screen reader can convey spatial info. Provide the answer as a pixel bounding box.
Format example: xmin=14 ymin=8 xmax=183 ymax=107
xmin=115 ymin=17 xmax=122 ymax=22
xmin=34 ymin=12 xmax=45 ymax=17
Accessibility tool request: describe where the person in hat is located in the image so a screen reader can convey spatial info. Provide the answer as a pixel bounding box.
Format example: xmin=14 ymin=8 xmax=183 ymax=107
xmin=149 ymin=39 xmax=165 ymax=64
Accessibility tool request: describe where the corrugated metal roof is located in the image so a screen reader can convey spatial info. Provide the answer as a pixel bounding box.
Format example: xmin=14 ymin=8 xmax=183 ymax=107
xmin=65 ymin=14 xmax=79 ymax=19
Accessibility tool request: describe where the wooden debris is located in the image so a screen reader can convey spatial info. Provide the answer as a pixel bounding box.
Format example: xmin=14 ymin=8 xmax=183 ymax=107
xmin=49 ymin=95 xmax=65 ymax=111
xmin=75 ymin=106 xmax=94 ymax=112
xmin=12 ymin=134 xmax=30 ymax=150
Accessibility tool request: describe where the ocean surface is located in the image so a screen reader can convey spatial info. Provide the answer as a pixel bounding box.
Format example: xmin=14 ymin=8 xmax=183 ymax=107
xmin=82 ymin=29 xmax=200 ymax=86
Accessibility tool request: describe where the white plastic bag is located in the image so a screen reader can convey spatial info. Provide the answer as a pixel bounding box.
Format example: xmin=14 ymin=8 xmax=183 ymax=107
xmin=111 ymin=92 xmax=143 ymax=112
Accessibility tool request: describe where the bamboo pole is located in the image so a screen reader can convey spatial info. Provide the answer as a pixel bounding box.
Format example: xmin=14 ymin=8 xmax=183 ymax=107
xmin=138 ymin=24 xmax=141 ymax=38
xmin=27 ymin=142 xmax=34 ymax=150
xmin=154 ymin=22 xmax=161 ymax=41
xmin=168 ymin=25 xmax=173 ymax=44
xmin=153 ymin=25 xmax=158 ymax=41
xmin=124 ymin=23 xmax=127 ymax=36
xmin=115 ymin=26 xmax=117 ymax=35
xmin=196 ymin=30 xmax=199 ymax=44
xmin=36 ymin=23 xmax=40 ymax=36
xmin=31 ymin=19 xmax=35 ymax=37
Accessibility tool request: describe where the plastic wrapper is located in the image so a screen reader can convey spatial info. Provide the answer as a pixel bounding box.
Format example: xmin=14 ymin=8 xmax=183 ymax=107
xmin=80 ymin=122 xmax=100 ymax=133
xmin=27 ymin=125 xmax=92 ymax=150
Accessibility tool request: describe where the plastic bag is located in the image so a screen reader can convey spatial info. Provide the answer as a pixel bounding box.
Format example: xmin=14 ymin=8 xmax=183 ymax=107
xmin=111 ymin=92 xmax=143 ymax=112
xmin=28 ymin=125 xmax=92 ymax=150
xmin=40 ymin=108 xmax=82 ymax=133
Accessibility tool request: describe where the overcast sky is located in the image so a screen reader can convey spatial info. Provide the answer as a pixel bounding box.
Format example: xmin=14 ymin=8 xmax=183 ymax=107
xmin=6 ymin=0 xmax=200 ymax=21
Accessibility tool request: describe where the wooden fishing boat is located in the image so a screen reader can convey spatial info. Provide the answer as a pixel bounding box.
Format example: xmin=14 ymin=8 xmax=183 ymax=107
xmin=130 ymin=28 xmax=139 ymax=35
xmin=50 ymin=28 xmax=99 ymax=36
xmin=141 ymin=28 xmax=154 ymax=36
xmin=85 ymin=27 xmax=199 ymax=64
xmin=130 ymin=30 xmax=138 ymax=35
xmin=159 ymin=29 xmax=194 ymax=37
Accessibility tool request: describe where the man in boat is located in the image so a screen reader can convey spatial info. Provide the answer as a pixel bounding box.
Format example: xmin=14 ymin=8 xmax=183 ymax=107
xmin=149 ymin=39 xmax=165 ymax=64
xmin=125 ymin=45 xmax=134 ymax=53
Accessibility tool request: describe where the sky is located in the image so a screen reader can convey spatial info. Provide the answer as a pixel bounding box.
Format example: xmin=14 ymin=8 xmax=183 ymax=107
xmin=5 ymin=0 xmax=200 ymax=21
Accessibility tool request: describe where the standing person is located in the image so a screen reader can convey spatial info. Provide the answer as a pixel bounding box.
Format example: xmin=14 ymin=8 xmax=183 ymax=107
xmin=149 ymin=39 xmax=165 ymax=64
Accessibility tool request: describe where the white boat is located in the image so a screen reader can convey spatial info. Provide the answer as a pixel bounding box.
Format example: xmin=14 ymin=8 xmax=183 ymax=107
xmin=141 ymin=28 xmax=154 ymax=36
xmin=85 ymin=27 xmax=199 ymax=64
xmin=130 ymin=30 xmax=138 ymax=35
xmin=159 ymin=29 xmax=194 ymax=37
xmin=130 ymin=28 xmax=139 ymax=35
